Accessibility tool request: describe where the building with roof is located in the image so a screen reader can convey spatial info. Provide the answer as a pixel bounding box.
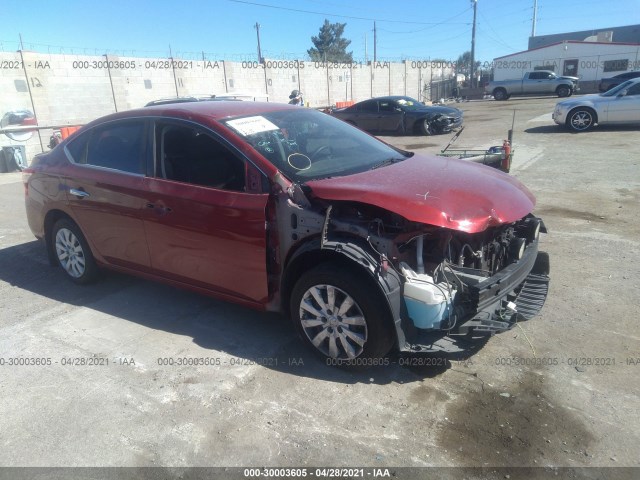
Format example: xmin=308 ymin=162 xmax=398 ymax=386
xmin=528 ymin=24 xmax=640 ymax=50
xmin=492 ymin=40 xmax=640 ymax=93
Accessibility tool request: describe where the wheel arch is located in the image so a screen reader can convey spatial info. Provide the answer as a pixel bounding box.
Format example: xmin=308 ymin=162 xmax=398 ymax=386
xmin=556 ymin=84 xmax=573 ymax=95
xmin=492 ymin=87 xmax=508 ymax=97
xmin=44 ymin=209 xmax=75 ymax=265
xmin=567 ymin=105 xmax=598 ymax=124
xmin=281 ymin=236 xmax=404 ymax=349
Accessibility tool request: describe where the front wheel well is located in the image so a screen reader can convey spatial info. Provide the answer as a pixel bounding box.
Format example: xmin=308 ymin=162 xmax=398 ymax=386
xmin=567 ymin=106 xmax=598 ymax=124
xmin=280 ymin=245 xmax=397 ymax=336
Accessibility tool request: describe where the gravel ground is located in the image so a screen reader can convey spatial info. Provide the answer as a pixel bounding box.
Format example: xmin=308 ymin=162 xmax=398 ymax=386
xmin=0 ymin=96 xmax=638 ymax=476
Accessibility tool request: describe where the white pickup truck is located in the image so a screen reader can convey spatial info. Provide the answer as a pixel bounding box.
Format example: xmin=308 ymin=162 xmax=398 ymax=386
xmin=486 ymin=71 xmax=579 ymax=100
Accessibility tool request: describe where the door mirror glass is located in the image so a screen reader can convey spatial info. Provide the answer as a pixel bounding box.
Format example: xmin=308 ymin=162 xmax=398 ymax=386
xmin=1 ymin=109 xmax=36 ymax=141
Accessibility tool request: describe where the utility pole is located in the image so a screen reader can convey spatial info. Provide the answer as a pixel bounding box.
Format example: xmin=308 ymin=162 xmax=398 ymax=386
xmin=255 ymin=22 xmax=263 ymax=63
xmin=364 ymin=33 xmax=368 ymax=63
xmin=531 ymin=0 xmax=538 ymax=37
xmin=373 ymin=21 xmax=377 ymax=63
xmin=19 ymin=33 xmax=24 ymax=50
xmin=470 ymin=0 xmax=477 ymax=89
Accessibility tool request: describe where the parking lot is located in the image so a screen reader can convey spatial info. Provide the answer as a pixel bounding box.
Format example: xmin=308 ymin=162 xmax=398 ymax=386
xmin=0 ymin=95 xmax=639 ymax=471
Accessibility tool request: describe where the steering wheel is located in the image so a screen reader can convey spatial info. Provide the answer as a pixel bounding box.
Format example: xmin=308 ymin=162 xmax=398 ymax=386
xmin=309 ymin=145 xmax=331 ymax=159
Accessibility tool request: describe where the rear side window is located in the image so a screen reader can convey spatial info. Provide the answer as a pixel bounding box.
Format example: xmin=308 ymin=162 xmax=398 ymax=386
xmin=358 ymin=100 xmax=378 ymax=113
xmin=66 ymin=121 xmax=146 ymax=174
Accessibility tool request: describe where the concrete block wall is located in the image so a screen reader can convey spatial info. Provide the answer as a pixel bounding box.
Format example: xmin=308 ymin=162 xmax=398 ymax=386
xmin=1 ymin=51 xmax=455 ymax=161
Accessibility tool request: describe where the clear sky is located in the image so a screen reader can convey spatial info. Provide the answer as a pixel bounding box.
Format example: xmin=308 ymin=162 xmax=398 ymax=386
xmin=2 ymin=0 xmax=638 ymax=62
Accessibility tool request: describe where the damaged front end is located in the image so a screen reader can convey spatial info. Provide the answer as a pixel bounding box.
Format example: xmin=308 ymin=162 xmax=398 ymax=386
xmin=280 ymin=195 xmax=550 ymax=355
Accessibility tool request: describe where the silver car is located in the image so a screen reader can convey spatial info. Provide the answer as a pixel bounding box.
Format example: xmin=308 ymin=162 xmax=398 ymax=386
xmin=553 ymin=78 xmax=640 ymax=132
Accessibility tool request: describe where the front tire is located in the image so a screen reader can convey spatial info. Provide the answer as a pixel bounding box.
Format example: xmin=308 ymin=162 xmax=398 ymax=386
xmin=52 ymin=219 xmax=99 ymax=284
xmin=567 ymin=108 xmax=596 ymax=132
xmin=421 ymin=119 xmax=437 ymax=135
xmin=290 ymin=263 xmax=394 ymax=364
xmin=557 ymin=85 xmax=571 ymax=97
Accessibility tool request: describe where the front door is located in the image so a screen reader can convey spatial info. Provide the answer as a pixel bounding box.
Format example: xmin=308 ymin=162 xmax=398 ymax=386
xmin=143 ymin=121 xmax=270 ymax=305
xmin=606 ymin=82 xmax=640 ymax=123
xmin=377 ymin=100 xmax=404 ymax=133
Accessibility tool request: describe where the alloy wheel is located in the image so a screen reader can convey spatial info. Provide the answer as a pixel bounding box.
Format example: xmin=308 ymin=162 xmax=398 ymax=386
xmin=55 ymin=228 xmax=86 ymax=278
xmin=298 ymin=284 xmax=368 ymax=359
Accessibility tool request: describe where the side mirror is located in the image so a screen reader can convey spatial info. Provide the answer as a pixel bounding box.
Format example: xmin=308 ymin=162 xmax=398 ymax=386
xmin=1 ymin=110 xmax=37 ymax=141
xmin=617 ymin=89 xmax=628 ymax=97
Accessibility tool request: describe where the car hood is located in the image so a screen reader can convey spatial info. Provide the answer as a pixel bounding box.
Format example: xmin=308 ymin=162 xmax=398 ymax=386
xmin=413 ymin=105 xmax=461 ymax=116
xmin=559 ymin=75 xmax=579 ymax=81
xmin=305 ymin=153 xmax=535 ymax=233
xmin=557 ymin=93 xmax=603 ymax=107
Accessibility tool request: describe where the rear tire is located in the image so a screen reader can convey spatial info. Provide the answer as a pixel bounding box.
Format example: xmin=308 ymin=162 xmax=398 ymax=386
xmin=290 ymin=263 xmax=395 ymax=366
xmin=493 ymin=88 xmax=508 ymax=101
xmin=52 ymin=219 xmax=99 ymax=284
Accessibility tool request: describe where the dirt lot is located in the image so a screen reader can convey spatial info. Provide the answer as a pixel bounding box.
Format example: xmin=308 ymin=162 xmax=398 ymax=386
xmin=0 ymin=96 xmax=639 ymax=477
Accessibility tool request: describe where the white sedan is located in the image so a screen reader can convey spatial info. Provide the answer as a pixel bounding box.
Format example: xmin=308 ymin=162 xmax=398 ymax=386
xmin=553 ymin=77 xmax=640 ymax=132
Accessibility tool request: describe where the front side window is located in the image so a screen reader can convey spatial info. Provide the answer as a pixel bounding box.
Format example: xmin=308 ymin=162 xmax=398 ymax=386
xmin=626 ymin=83 xmax=640 ymax=96
xmin=155 ymin=122 xmax=246 ymax=191
xmin=66 ymin=121 xmax=145 ymax=174
xmin=601 ymin=79 xmax=636 ymax=97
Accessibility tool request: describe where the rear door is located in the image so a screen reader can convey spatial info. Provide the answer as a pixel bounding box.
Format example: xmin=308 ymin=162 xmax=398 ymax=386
xmin=606 ymin=82 xmax=640 ymax=123
xmin=142 ymin=120 xmax=270 ymax=305
xmin=63 ymin=119 xmax=152 ymax=270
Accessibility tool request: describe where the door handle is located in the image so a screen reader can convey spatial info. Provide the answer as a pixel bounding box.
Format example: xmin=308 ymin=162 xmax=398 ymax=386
xmin=146 ymin=203 xmax=172 ymax=214
xmin=69 ymin=188 xmax=90 ymax=199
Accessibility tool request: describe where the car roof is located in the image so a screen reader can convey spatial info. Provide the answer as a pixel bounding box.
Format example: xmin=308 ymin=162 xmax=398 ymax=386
xmin=86 ymin=101 xmax=296 ymax=127
xmin=614 ymin=71 xmax=640 ymax=78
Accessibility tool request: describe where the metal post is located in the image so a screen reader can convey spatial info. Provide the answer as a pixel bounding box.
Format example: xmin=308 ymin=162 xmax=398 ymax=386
xmin=373 ymin=22 xmax=377 ymax=64
xmin=169 ymin=45 xmax=179 ymax=97
xmin=18 ymin=48 xmax=45 ymax=152
xmin=255 ymin=23 xmax=263 ymax=64
xmin=104 ymin=54 xmax=118 ymax=112
xmin=470 ymin=0 xmax=478 ymax=89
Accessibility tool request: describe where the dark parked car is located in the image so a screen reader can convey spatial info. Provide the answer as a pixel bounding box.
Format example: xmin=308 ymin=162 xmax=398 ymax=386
xmin=598 ymin=71 xmax=640 ymax=92
xmin=23 ymin=101 xmax=548 ymax=365
xmin=331 ymin=96 xmax=463 ymax=135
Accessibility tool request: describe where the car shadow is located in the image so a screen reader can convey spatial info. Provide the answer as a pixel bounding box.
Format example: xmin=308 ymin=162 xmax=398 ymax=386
xmin=525 ymin=124 xmax=640 ymax=134
xmin=0 ymin=240 xmax=490 ymax=384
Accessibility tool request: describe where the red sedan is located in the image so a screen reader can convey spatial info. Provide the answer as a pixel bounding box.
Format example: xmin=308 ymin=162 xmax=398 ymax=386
xmin=24 ymin=101 xmax=549 ymax=365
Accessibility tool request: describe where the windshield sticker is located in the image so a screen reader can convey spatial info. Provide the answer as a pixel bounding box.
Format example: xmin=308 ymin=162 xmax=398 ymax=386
xmin=226 ymin=116 xmax=279 ymax=136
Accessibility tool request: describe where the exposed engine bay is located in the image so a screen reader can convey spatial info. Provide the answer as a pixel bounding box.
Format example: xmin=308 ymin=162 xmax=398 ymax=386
xmin=277 ymin=192 xmax=550 ymax=354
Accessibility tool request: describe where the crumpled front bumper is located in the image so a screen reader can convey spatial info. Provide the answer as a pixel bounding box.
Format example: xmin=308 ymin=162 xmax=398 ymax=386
xmin=400 ymin=238 xmax=550 ymax=354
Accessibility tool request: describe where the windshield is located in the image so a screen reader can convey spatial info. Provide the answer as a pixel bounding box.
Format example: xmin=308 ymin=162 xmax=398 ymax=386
xmin=601 ymin=79 xmax=635 ymax=97
xmin=224 ymin=108 xmax=410 ymax=182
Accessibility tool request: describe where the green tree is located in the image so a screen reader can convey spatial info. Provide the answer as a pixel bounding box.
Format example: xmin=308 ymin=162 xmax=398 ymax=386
xmin=455 ymin=51 xmax=480 ymax=76
xmin=308 ymin=20 xmax=353 ymax=62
